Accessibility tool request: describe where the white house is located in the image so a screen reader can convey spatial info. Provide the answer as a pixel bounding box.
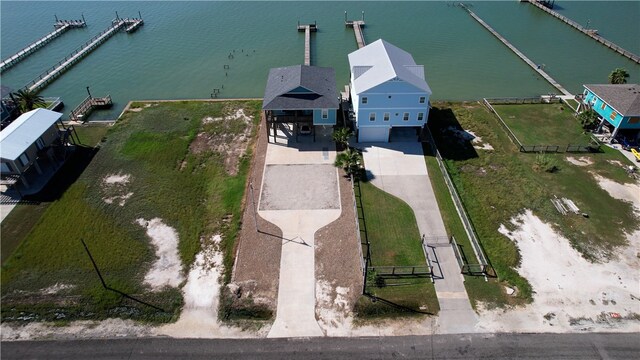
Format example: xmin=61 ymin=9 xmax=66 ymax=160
xmin=348 ymin=39 xmax=432 ymax=142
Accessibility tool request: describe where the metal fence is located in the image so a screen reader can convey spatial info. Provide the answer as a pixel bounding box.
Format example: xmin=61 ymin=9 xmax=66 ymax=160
xmin=424 ymin=128 xmax=490 ymax=278
xmin=350 ymin=175 xmax=366 ymax=277
xmin=483 ymin=98 xmax=600 ymax=153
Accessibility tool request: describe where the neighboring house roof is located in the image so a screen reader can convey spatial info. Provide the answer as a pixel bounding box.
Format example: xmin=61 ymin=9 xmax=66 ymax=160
xmin=0 ymin=108 xmax=62 ymax=161
xmin=348 ymin=39 xmax=432 ymax=95
xmin=584 ymin=84 xmax=640 ymax=116
xmin=262 ymin=65 xmax=339 ymax=110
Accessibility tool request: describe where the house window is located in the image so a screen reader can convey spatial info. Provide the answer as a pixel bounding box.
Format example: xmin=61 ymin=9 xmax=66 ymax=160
xmin=369 ymin=112 xmax=376 ymax=121
xmin=321 ymin=109 xmax=328 ymax=119
xmin=1 ymin=162 xmax=12 ymax=173
xmin=383 ymin=113 xmax=390 ymax=121
xmin=36 ymin=137 xmax=45 ymax=150
xmin=600 ymin=102 xmax=607 ymax=110
xmin=362 ymin=97 xmax=368 ymax=104
xmin=419 ymin=96 xmax=426 ymax=104
xmin=403 ymin=112 xmax=409 ymax=121
xmin=628 ymin=117 xmax=640 ymax=124
xmin=417 ymin=112 xmax=424 ymax=121
xmin=19 ymin=153 xmax=29 ymax=167
xmin=610 ymin=111 xmax=618 ymax=121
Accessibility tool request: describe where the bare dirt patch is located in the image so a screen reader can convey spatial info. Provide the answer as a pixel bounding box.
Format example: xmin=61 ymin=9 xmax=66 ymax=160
xmin=441 ymin=126 xmax=494 ymax=151
xmin=102 ymin=173 xmax=133 ymax=206
xmin=1 ymin=319 xmax=154 ymax=340
xmin=136 ymin=218 xmax=184 ymax=291
xmin=565 ymin=156 xmax=594 ymax=167
xmin=592 ymin=173 xmax=640 ymax=217
xmin=476 ymin=210 xmax=640 ymax=333
xmin=189 ymin=107 xmax=254 ymax=175
xmin=40 ymin=283 xmax=75 ymax=295
xmin=230 ymin=114 xmax=282 ymax=314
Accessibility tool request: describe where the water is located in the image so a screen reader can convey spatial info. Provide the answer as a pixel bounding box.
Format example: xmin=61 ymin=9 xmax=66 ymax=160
xmin=1 ymin=1 xmax=638 ymax=119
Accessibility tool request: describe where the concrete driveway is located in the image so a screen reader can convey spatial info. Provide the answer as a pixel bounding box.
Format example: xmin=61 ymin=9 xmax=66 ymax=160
xmin=258 ymin=141 xmax=341 ymax=338
xmin=360 ymin=142 xmax=478 ymax=334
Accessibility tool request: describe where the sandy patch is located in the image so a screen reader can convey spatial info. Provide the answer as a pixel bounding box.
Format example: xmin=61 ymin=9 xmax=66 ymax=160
xmin=190 ymin=108 xmax=254 ymax=175
xmin=476 ymin=210 xmax=640 ymax=333
xmin=592 ymin=173 xmax=640 ymax=216
xmin=40 ymin=283 xmax=75 ymax=295
xmin=157 ymin=235 xmax=265 ymax=338
xmin=442 ymin=126 xmax=494 ymax=151
xmin=565 ymin=156 xmax=594 ymax=167
xmin=1 ymin=319 xmax=153 ymax=341
xmin=607 ymin=160 xmax=626 ymax=167
xmin=136 ymin=218 xmax=184 ymax=291
xmin=102 ymin=173 xmax=133 ymax=206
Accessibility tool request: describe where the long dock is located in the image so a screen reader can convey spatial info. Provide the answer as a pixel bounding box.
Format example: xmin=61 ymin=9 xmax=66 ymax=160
xmin=24 ymin=17 xmax=143 ymax=93
xmin=527 ymin=0 xmax=640 ymax=64
xmin=0 ymin=19 xmax=86 ymax=73
xmin=297 ymin=22 xmax=317 ymax=66
xmin=462 ymin=5 xmax=571 ymax=96
xmin=345 ymin=20 xmax=366 ymax=49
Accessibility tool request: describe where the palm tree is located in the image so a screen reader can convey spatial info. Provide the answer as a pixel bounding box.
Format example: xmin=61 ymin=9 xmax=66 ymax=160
xmin=332 ymin=127 xmax=352 ymax=149
xmin=334 ymin=148 xmax=362 ymax=178
xmin=608 ymin=68 xmax=629 ymax=84
xmin=13 ymin=89 xmax=46 ymax=113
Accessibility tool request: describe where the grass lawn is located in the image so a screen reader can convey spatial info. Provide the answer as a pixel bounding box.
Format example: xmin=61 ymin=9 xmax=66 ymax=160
xmin=354 ymin=179 xmax=439 ymax=316
xmin=493 ymin=103 xmax=592 ymax=146
xmin=428 ymin=102 xmax=638 ymax=309
xmin=1 ymin=100 xmax=260 ymax=323
xmin=74 ymin=123 xmax=111 ymax=147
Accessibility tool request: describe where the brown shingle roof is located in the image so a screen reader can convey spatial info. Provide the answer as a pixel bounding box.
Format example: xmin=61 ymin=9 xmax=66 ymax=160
xmin=584 ymin=84 xmax=640 ymax=116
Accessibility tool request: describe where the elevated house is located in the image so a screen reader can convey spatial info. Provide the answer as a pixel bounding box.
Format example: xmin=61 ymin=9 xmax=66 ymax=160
xmin=582 ymin=84 xmax=640 ymax=143
xmin=348 ymin=39 xmax=432 ymax=142
xmin=1 ymin=108 xmax=74 ymax=189
xmin=262 ymin=65 xmax=338 ymax=142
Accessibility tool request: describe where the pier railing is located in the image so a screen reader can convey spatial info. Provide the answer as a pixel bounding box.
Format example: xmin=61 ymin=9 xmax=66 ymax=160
xmin=69 ymin=95 xmax=113 ymax=122
xmin=24 ymin=21 xmax=126 ymax=92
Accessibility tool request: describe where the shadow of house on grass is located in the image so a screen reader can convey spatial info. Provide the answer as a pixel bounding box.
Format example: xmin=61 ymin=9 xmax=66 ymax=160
xmin=23 ymin=145 xmax=99 ymax=203
xmin=427 ymin=107 xmax=479 ymax=161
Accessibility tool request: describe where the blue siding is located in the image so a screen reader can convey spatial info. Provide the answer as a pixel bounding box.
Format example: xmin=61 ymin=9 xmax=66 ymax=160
xmin=313 ymin=108 xmax=337 ymax=125
xmin=584 ymin=90 xmax=626 ymax=128
xmin=356 ymin=80 xmax=430 ymax=128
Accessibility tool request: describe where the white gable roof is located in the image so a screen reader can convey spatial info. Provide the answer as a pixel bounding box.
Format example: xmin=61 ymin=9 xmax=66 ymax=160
xmin=348 ymin=39 xmax=432 ymax=95
xmin=0 ymin=108 xmax=62 ymax=161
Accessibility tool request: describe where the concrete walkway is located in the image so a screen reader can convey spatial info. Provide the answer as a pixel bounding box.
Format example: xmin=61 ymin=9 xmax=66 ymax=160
xmin=259 ymin=139 xmax=341 ymax=338
xmin=360 ymin=142 xmax=478 ymax=334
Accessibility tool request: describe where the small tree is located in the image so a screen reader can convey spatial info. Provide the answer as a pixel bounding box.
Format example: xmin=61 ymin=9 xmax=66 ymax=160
xmin=332 ymin=127 xmax=352 ymax=149
xmin=334 ymin=147 xmax=362 ymax=178
xmin=578 ymin=108 xmax=599 ymax=130
xmin=13 ymin=89 xmax=46 ymax=113
xmin=608 ymin=68 xmax=629 ymax=84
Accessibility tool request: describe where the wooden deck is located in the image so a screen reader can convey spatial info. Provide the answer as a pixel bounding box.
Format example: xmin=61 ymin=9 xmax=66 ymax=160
xmin=345 ymin=20 xmax=366 ymax=49
xmin=69 ymin=95 xmax=113 ymax=122
xmin=463 ymin=5 xmax=571 ymax=96
xmin=527 ymin=0 xmax=639 ymax=64
xmin=24 ymin=17 xmax=143 ymax=93
xmin=0 ymin=19 xmax=86 ymax=73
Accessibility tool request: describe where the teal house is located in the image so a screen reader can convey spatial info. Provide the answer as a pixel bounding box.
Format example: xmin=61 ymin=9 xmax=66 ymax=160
xmin=262 ymin=65 xmax=338 ymax=142
xmin=582 ymin=84 xmax=640 ymax=142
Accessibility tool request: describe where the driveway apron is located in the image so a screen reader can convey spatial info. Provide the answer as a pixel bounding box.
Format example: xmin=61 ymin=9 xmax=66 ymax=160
xmin=361 ymin=142 xmax=478 ymax=334
xmin=259 ymin=141 xmax=341 ymax=338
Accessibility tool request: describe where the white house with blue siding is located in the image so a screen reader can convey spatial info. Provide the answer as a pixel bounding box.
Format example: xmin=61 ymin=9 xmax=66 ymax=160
xmin=582 ymin=84 xmax=640 ymax=143
xmin=262 ymin=65 xmax=338 ymax=142
xmin=348 ymin=39 xmax=432 ymax=142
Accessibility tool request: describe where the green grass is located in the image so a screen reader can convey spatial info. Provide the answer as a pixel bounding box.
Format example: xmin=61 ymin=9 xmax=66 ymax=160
xmin=428 ymin=102 xmax=638 ymax=308
xmin=73 ymin=123 xmax=110 ymax=147
xmin=1 ymin=100 xmax=261 ymax=323
xmin=493 ymin=103 xmax=592 ymax=146
xmin=355 ymin=179 xmax=439 ymax=316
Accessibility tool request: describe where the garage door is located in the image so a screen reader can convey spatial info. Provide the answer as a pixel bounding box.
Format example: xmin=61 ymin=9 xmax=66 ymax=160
xmin=358 ymin=127 xmax=390 ymax=143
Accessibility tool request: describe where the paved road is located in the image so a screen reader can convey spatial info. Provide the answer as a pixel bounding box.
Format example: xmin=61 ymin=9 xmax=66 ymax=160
xmin=2 ymin=333 xmax=638 ymax=359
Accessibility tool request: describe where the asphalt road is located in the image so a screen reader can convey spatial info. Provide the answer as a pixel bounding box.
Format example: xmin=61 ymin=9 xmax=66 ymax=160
xmin=2 ymin=333 xmax=639 ymax=359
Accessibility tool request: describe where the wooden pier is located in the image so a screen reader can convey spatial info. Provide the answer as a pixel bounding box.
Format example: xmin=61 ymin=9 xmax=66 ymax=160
xmin=23 ymin=17 xmax=144 ymax=93
xmin=345 ymin=11 xmax=366 ymax=49
xmin=527 ymin=0 xmax=640 ymax=64
xmin=69 ymin=94 xmax=113 ymax=122
xmin=0 ymin=18 xmax=86 ymax=73
xmin=297 ymin=22 xmax=317 ymax=66
xmin=462 ymin=5 xmax=571 ymax=96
